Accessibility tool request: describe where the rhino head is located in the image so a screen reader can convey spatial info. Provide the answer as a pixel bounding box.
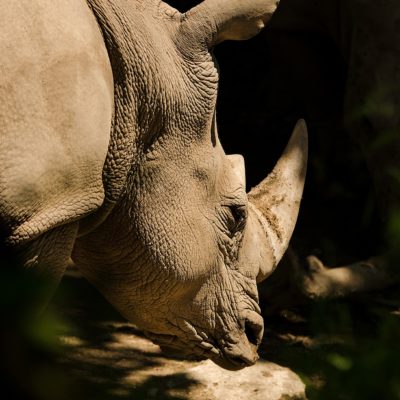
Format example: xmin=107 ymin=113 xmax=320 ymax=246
xmin=73 ymin=0 xmax=307 ymax=370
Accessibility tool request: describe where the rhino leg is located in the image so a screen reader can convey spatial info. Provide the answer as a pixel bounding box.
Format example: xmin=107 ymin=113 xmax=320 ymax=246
xmin=2 ymin=222 xmax=79 ymax=313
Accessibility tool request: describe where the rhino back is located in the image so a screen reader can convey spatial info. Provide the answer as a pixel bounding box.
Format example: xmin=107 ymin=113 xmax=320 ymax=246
xmin=0 ymin=0 xmax=113 ymax=245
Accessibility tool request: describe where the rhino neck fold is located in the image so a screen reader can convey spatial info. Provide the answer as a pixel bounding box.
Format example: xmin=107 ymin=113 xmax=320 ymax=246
xmin=86 ymin=0 xmax=146 ymax=205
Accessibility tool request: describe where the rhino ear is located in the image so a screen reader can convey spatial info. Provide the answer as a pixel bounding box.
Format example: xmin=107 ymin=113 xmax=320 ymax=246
xmin=181 ymin=0 xmax=279 ymax=47
xmin=227 ymin=154 xmax=246 ymax=187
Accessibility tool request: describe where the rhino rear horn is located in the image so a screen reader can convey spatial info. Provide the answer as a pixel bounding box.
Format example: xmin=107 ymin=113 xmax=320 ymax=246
xmin=180 ymin=0 xmax=280 ymax=48
xmin=248 ymin=119 xmax=308 ymax=266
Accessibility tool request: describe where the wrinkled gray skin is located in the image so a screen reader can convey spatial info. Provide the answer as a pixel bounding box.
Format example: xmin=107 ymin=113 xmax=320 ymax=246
xmin=0 ymin=0 xmax=307 ymax=369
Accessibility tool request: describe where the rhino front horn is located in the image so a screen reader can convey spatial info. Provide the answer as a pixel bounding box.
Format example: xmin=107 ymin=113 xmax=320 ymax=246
xmin=248 ymin=119 xmax=308 ymax=269
xmin=180 ymin=0 xmax=280 ymax=48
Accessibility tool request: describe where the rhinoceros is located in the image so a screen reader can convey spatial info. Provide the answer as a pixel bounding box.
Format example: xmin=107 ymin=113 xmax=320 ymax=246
xmin=0 ymin=0 xmax=307 ymax=369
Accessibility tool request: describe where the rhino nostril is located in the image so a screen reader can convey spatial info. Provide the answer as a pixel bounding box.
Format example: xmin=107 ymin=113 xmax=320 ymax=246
xmin=244 ymin=318 xmax=263 ymax=346
xmin=228 ymin=354 xmax=253 ymax=367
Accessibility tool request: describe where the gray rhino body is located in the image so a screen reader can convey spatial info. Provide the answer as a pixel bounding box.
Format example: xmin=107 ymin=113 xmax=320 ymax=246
xmin=0 ymin=0 xmax=307 ymax=369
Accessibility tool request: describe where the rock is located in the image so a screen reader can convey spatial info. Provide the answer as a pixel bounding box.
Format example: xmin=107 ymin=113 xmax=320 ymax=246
xmin=187 ymin=359 xmax=306 ymax=400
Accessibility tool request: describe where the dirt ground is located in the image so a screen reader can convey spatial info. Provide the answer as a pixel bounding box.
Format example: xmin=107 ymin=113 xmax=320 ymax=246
xmin=4 ymin=270 xmax=400 ymax=400
xmin=49 ymin=273 xmax=307 ymax=400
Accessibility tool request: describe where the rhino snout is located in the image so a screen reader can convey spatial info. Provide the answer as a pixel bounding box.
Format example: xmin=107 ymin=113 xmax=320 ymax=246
xmin=214 ymin=311 xmax=264 ymax=370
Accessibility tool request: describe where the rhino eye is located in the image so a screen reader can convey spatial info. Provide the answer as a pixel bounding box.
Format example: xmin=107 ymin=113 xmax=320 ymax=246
xmin=226 ymin=204 xmax=247 ymax=235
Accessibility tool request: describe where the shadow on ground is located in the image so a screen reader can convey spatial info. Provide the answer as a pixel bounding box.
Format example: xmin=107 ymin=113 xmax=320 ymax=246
xmin=46 ymin=274 xmax=304 ymax=400
xmin=48 ymin=275 xmax=201 ymax=400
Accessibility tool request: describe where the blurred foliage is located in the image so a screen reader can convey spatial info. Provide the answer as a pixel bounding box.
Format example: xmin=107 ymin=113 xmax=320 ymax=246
xmin=262 ymin=295 xmax=400 ymax=400
xmin=0 ymin=258 xmax=77 ymax=400
xmin=308 ymin=300 xmax=400 ymax=400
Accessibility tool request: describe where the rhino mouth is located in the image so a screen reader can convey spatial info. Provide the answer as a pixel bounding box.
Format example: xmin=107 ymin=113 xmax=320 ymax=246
xmin=145 ymin=330 xmax=258 ymax=370
xmin=143 ymin=330 xmax=222 ymax=360
xmin=143 ymin=313 xmax=263 ymax=370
